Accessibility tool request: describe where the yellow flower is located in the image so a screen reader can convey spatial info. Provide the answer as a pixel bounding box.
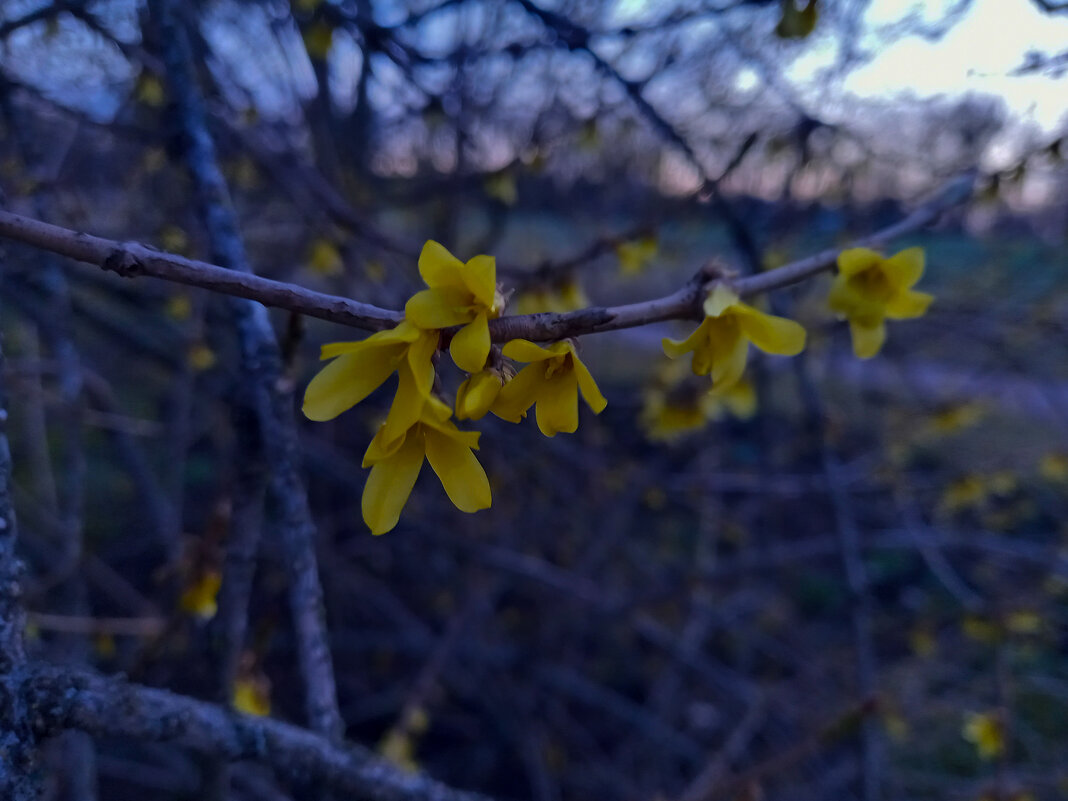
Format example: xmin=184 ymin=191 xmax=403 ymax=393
xmin=1039 ymin=452 xmax=1068 ymax=483
xmin=455 ymin=368 xmax=507 ymax=421
xmin=662 ymin=285 xmax=806 ymax=392
xmin=641 ymin=378 xmax=757 ymax=442
xmin=232 ymin=654 xmax=271 ymax=717
xmin=829 ymin=247 xmax=932 ymax=358
xmin=963 ymin=711 xmax=1005 ymax=760
xmin=616 ymin=236 xmax=658 ymax=277
xmin=306 ymin=237 xmax=344 ymax=276
xmin=513 ymin=278 xmax=588 ymax=314
xmin=775 ymin=0 xmax=819 ymax=39
xmin=303 ymin=21 xmax=334 ymax=60
xmin=302 ymin=321 xmax=437 ymax=424
xmin=361 ymin=399 xmax=491 ymax=535
xmin=492 ymin=339 xmax=607 ymax=437
xmin=405 ymin=241 xmax=503 ymax=373
xmin=483 ymin=171 xmax=518 ymax=206
xmin=179 ymin=569 xmax=222 ymax=620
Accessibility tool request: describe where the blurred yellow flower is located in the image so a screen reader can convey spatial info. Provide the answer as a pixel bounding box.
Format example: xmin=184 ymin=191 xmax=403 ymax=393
xmin=616 ymin=236 xmax=658 ymax=277
xmin=662 ymin=285 xmax=806 ymax=392
xmin=963 ymin=711 xmax=1005 ymax=760
xmin=188 ymin=343 xmax=216 ymax=371
xmin=361 ymin=399 xmax=491 ymax=535
xmin=405 ymin=241 xmax=503 ymax=373
xmin=829 ymin=247 xmax=932 ymax=358
xmin=306 ymin=237 xmax=344 ymax=276
xmin=303 ymin=22 xmax=334 ymax=60
xmin=179 ymin=569 xmax=222 ymax=620
xmin=165 ymin=293 xmax=193 ymax=321
xmin=378 ymin=705 xmax=429 ymax=772
xmin=483 ymin=171 xmax=518 ymax=205
xmin=493 ymin=339 xmax=607 ymax=437
xmin=641 ymin=378 xmax=756 ymax=442
xmin=513 ymin=278 xmax=588 ymax=314
xmin=1039 ymin=452 xmax=1068 ymax=483
xmin=962 ymin=614 xmax=1001 ymax=644
xmin=930 ymin=402 xmax=984 ymax=434
xmin=302 ymin=321 xmax=437 ymax=424
xmin=775 ymin=0 xmax=818 ymax=39
xmin=233 ymin=674 xmax=271 ymax=717
xmin=136 ymin=73 xmax=165 ymax=107
xmin=159 ymin=225 xmax=189 ymax=255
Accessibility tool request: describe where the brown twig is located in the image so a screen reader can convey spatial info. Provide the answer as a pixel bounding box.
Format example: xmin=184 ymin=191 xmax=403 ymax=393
xmin=0 ymin=170 xmax=974 ymax=344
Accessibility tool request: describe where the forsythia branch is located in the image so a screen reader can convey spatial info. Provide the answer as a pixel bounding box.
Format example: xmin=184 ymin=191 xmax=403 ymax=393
xmin=0 ymin=171 xmax=974 ymax=342
xmin=21 ymin=664 xmax=493 ymax=801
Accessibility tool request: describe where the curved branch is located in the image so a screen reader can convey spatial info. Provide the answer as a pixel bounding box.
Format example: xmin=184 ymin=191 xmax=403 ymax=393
xmin=22 ymin=665 xmax=491 ymax=801
xmin=0 ymin=171 xmax=974 ymax=343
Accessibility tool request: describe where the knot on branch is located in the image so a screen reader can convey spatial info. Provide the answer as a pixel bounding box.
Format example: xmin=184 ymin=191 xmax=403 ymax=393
xmin=697 ymin=258 xmax=735 ymax=284
xmin=103 ymin=245 xmax=145 ymax=278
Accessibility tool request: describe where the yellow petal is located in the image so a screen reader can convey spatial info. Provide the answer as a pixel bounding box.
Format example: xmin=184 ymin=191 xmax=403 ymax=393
xmin=723 ymin=379 xmax=757 ymax=419
xmin=418 ymin=240 xmax=466 ymax=290
xmin=450 ymin=313 xmax=490 ymax=373
xmin=422 ymin=415 xmax=481 ymax=450
xmin=662 ymin=318 xmax=710 ymax=361
xmin=571 ymin=354 xmax=607 ymax=414
xmin=362 ymin=428 xmax=425 ymax=535
xmin=502 ymin=338 xmax=558 ymax=363
xmin=850 ymin=319 xmax=886 ymax=359
xmin=733 ymin=305 xmax=807 ymax=355
xmin=405 ymin=288 xmax=473 ymax=329
xmin=406 ymin=329 xmax=439 ymax=397
xmin=423 ymin=427 xmax=491 ymax=513
xmin=423 ymin=394 xmax=454 ymax=422
xmin=363 ymin=422 xmax=407 ymax=467
xmin=827 ymin=273 xmax=863 ymax=317
xmin=885 ymin=289 xmax=933 ymax=320
xmin=492 ymin=363 xmax=543 ymax=422
xmin=837 ymin=247 xmax=883 ymax=277
xmin=695 ymin=316 xmax=737 ymax=378
xmin=381 ymin=362 xmax=427 ymax=443
xmin=534 ymin=372 xmax=578 ymax=437
xmin=882 ymin=247 xmax=924 ymax=289
xmin=320 ymin=322 xmax=419 ymax=359
xmin=711 ymin=333 xmax=748 ymax=391
xmin=703 ymin=285 xmax=741 ymax=318
xmin=456 ymin=370 xmax=503 ymax=421
xmin=460 ymin=255 xmax=497 ymax=309
xmin=302 ymin=350 xmax=400 ymax=421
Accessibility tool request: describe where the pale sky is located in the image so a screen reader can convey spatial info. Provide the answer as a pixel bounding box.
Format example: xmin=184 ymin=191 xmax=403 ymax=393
xmin=790 ymin=0 xmax=1068 ymax=133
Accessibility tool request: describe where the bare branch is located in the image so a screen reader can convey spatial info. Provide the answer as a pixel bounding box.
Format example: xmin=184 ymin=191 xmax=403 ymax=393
xmin=147 ymin=0 xmax=344 ymax=742
xmin=0 ymin=211 xmax=403 ymax=331
xmin=0 ymin=169 xmax=974 ymax=347
xmin=0 ymin=245 xmax=39 ymax=799
xmin=23 ymin=665 xmax=492 ymax=801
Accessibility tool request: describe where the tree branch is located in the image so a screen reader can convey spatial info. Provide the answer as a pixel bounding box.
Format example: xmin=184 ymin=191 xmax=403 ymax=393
xmin=22 ymin=665 xmax=492 ymax=801
xmin=0 ymin=242 xmax=40 ymax=800
xmin=0 ymin=211 xmax=403 ymax=331
xmin=148 ymin=0 xmax=345 ymax=743
xmin=0 ymin=170 xmax=974 ymax=345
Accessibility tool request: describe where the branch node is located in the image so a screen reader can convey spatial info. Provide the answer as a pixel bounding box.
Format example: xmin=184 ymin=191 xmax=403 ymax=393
xmin=103 ymin=246 xmax=145 ymax=277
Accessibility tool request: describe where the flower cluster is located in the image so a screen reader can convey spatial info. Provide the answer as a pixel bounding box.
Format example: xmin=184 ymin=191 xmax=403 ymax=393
xmin=303 ymin=241 xmax=605 ymax=535
xmin=304 ymin=240 xmax=933 ymax=533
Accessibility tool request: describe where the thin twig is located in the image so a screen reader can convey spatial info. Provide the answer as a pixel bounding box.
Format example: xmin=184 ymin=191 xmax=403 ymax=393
xmin=0 ymin=170 xmax=974 ymax=344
